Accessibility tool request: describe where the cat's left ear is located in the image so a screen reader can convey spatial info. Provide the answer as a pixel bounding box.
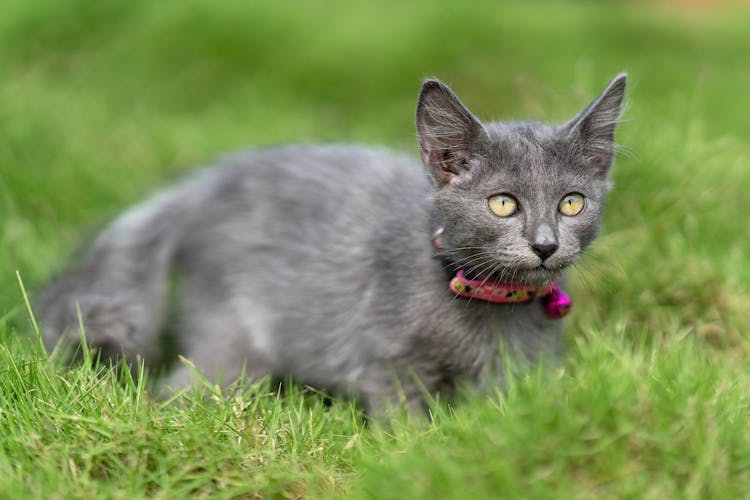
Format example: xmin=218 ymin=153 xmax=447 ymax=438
xmin=416 ymin=79 xmax=487 ymax=187
xmin=563 ymin=73 xmax=627 ymax=177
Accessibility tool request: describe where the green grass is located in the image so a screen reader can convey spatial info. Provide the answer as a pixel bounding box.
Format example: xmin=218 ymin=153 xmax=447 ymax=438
xmin=2 ymin=0 xmax=750 ymax=497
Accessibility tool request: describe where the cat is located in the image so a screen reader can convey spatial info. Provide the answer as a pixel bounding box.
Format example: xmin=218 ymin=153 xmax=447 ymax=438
xmin=38 ymin=74 xmax=627 ymax=414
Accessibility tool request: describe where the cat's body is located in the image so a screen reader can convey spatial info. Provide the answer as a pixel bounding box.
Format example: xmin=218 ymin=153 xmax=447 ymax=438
xmin=38 ymin=75 xmax=626 ymax=413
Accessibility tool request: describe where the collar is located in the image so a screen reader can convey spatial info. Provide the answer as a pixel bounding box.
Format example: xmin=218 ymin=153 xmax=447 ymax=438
xmin=432 ymin=226 xmax=571 ymax=319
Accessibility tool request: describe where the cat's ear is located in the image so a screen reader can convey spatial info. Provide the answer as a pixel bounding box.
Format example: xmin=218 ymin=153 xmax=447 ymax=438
xmin=416 ymin=79 xmax=486 ymax=187
xmin=564 ymin=73 xmax=627 ymax=176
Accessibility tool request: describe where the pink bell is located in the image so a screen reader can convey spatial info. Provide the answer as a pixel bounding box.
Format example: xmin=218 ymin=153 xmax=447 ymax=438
xmin=544 ymin=287 xmax=572 ymax=319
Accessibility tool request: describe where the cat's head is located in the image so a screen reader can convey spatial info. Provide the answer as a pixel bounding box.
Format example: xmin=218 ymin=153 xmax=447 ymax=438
xmin=416 ymin=74 xmax=626 ymax=285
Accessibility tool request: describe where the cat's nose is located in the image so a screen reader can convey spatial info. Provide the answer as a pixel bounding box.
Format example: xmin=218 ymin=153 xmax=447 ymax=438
xmin=531 ymin=242 xmax=559 ymax=261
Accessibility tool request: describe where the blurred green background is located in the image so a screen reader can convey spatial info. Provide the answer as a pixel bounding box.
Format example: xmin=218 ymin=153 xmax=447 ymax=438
xmin=2 ymin=0 xmax=750 ymax=497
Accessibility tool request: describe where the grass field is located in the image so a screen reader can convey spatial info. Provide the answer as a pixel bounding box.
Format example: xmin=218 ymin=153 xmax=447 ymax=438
xmin=2 ymin=0 xmax=750 ymax=497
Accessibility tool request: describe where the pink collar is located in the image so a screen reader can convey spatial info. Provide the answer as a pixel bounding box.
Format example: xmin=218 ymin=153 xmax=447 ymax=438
xmin=433 ymin=226 xmax=572 ymax=318
xmin=449 ymin=269 xmax=571 ymax=318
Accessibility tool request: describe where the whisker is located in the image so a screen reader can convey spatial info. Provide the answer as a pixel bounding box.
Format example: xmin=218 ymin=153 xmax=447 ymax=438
xmin=460 ymin=258 xmax=503 ymax=310
xmin=571 ymin=263 xmax=595 ymax=293
xmin=573 ymin=261 xmax=619 ymax=295
xmin=447 ymin=252 xmax=495 ymax=270
xmin=462 ymin=259 xmax=497 ymax=285
xmin=466 ymin=262 xmax=502 ymax=307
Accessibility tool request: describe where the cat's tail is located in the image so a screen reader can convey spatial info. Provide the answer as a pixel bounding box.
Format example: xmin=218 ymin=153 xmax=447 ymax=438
xmin=37 ymin=184 xmax=194 ymax=365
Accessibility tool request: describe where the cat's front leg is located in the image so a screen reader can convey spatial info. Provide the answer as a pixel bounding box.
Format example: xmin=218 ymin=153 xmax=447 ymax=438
xmin=355 ymin=366 xmax=434 ymax=419
xmin=477 ymin=314 xmax=564 ymax=390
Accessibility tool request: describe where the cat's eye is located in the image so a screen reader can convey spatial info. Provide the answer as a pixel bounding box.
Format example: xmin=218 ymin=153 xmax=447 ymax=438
xmin=488 ymin=194 xmax=518 ymax=217
xmin=559 ymin=193 xmax=585 ymax=216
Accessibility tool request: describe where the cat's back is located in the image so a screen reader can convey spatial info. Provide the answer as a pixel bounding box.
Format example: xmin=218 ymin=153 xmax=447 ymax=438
xmin=175 ymin=144 xmax=431 ymax=271
xmin=214 ymin=144 xmax=427 ymax=210
xmin=183 ymin=144 xmax=425 ymax=229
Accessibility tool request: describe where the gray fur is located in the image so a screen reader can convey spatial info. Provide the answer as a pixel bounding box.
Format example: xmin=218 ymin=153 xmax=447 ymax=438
xmin=38 ymin=74 xmax=626 ymax=414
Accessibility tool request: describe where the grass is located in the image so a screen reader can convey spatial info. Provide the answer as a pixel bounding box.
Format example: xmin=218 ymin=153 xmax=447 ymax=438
xmin=2 ymin=0 xmax=750 ymax=497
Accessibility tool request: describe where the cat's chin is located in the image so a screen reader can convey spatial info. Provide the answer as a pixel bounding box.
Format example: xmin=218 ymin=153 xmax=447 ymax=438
xmin=471 ymin=265 xmax=560 ymax=286
xmin=515 ymin=265 xmax=562 ymax=286
xmin=465 ymin=264 xmax=560 ymax=286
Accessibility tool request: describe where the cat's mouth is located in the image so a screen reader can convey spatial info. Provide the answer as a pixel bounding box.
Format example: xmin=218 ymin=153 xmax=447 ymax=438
xmin=524 ymin=264 xmax=560 ymax=284
xmin=523 ymin=259 xmax=571 ymax=284
xmin=466 ymin=263 xmax=562 ymax=286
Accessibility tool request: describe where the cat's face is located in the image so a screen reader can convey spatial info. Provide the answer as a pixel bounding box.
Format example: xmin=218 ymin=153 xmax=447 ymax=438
xmin=417 ymin=75 xmax=626 ymax=284
xmin=433 ymin=123 xmax=612 ymax=284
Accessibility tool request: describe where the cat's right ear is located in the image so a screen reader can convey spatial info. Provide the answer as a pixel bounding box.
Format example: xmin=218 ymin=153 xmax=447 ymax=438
xmin=416 ymin=79 xmax=486 ymax=187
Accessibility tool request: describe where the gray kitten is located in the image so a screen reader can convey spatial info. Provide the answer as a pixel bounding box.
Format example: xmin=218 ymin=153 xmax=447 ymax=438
xmin=38 ymin=74 xmax=626 ymax=414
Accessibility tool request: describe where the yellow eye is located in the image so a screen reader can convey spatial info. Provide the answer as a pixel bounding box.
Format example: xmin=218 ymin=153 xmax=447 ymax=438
xmin=559 ymin=193 xmax=585 ymax=216
xmin=488 ymin=194 xmax=518 ymax=217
